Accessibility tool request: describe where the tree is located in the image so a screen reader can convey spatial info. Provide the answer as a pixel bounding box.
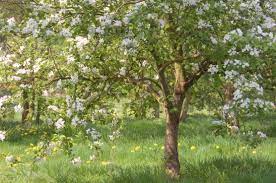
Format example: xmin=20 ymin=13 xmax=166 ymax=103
xmin=1 ymin=0 xmax=275 ymax=178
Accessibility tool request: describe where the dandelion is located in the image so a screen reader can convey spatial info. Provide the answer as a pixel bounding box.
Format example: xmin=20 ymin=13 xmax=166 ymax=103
xmin=134 ymin=146 xmax=141 ymax=151
xmin=101 ymin=161 xmax=111 ymax=165
xmin=190 ymin=145 xmax=196 ymax=150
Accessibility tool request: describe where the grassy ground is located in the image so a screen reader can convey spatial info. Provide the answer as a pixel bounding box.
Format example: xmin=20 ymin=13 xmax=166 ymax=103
xmin=0 ymin=113 xmax=275 ymax=183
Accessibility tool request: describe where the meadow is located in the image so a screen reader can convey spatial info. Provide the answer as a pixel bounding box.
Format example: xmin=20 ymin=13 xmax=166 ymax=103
xmin=0 ymin=113 xmax=275 ymax=183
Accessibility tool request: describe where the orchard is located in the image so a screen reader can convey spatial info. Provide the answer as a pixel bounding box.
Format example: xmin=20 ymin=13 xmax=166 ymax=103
xmin=0 ymin=0 xmax=275 ymax=182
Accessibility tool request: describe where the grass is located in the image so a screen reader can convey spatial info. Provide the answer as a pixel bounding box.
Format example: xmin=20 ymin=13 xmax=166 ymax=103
xmin=0 ymin=113 xmax=276 ymax=183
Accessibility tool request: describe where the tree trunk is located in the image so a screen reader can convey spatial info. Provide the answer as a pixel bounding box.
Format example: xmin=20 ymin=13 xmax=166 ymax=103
xmin=35 ymin=96 xmax=41 ymax=125
xmin=223 ymin=83 xmax=239 ymax=127
xmin=21 ymin=90 xmax=29 ymax=123
xmin=164 ymin=109 xmax=180 ymax=178
xmin=179 ymin=90 xmax=192 ymax=122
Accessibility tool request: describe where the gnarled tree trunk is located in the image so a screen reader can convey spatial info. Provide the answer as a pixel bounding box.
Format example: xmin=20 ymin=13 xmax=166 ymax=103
xmin=164 ymin=109 xmax=180 ymax=178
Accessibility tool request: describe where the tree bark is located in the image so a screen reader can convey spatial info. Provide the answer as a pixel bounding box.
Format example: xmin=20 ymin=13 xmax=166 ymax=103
xmin=179 ymin=90 xmax=192 ymax=122
xmin=164 ymin=109 xmax=180 ymax=178
xmin=223 ymin=83 xmax=239 ymax=127
xmin=21 ymin=90 xmax=29 ymax=123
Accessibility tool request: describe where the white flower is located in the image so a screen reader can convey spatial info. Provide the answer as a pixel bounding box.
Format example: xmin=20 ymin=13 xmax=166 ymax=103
xmin=70 ymin=73 xmax=79 ymax=84
xmin=71 ymin=116 xmax=79 ymax=126
xmin=87 ymin=0 xmax=96 ymax=5
xmin=71 ymin=16 xmax=81 ymax=26
xmin=22 ymin=18 xmax=38 ymax=35
xmin=60 ymin=28 xmax=72 ymax=38
xmin=113 ymin=20 xmax=122 ymax=27
xmin=0 ymin=95 xmax=10 ymax=108
xmin=56 ymin=80 xmax=62 ymax=89
xmin=5 ymin=155 xmax=15 ymax=163
xmin=119 ymin=67 xmax=126 ymax=76
xmin=14 ymin=104 xmax=23 ymax=113
xmin=48 ymin=105 xmax=59 ymax=112
xmin=55 ymin=118 xmax=65 ymax=129
xmin=0 ymin=131 xmax=6 ymax=141
xmin=11 ymin=76 xmax=21 ymax=81
xmin=75 ymin=36 xmax=89 ymax=50
xmin=46 ymin=29 xmax=54 ymax=36
xmin=67 ymin=55 xmax=75 ymax=64
xmin=7 ymin=17 xmax=16 ymax=30
xmin=208 ymin=65 xmax=219 ymax=75
xmin=257 ymin=131 xmax=267 ymax=139
xmin=210 ymin=36 xmax=218 ymax=44
xmin=59 ymin=0 xmax=67 ymax=5
xmin=71 ymin=157 xmax=82 ymax=165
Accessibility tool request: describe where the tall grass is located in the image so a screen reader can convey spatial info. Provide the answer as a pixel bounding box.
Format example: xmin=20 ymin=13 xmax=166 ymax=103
xmin=0 ymin=114 xmax=275 ymax=183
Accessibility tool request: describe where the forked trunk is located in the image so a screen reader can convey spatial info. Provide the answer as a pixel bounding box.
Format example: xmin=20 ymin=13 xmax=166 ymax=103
xmin=164 ymin=110 xmax=180 ymax=178
xmin=179 ymin=90 xmax=192 ymax=122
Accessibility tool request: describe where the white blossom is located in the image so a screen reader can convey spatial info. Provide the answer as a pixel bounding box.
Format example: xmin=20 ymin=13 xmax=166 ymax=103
xmin=257 ymin=131 xmax=267 ymax=138
xmin=87 ymin=0 xmax=96 ymax=5
xmin=7 ymin=17 xmax=16 ymax=30
xmin=0 ymin=131 xmax=6 ymax=141
xmin=55 ymin=118 xmax=65 ymax=129
xmin=14 ymin=104 xmax=23 ymax=113
xmin=75 ymin=36 xmax=89 ymax=50
xmin=208 ymin=65 xmax=219 ymax=75
xmin=60 ymin=28 xmax=72 ymax=38
xmin=48 ymin=105 xmax=59 ymax=112
xmin=71 ymin=157 xmax=82 ymax=165
xmin=70 ymin=73 xmax=79 ymax=84
xmin=5 ymin=155 xmax=15 ymax=163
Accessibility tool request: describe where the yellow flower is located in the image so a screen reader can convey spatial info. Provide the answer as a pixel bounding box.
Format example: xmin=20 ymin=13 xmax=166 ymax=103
xmin=16 ymin=156 xmax=21 ymax=161
xmin=252 ymin=150 xmax=257 ymax=154
xmin=215 ymin=145 xmax=220 ymax=149
xmin=101 ymin=161 xmax=111 ymax=165
xmin=190 ymin=146 xmax=196 ymax=150
xmin=161 ymin=146 xmax=164 ymax=150
xmin=134 ymin=146 xmax=141 ymax=151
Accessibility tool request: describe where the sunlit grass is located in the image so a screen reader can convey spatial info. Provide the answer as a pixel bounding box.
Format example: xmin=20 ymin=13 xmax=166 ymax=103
xmin=0 ymin=114 xmax=275 ymax=183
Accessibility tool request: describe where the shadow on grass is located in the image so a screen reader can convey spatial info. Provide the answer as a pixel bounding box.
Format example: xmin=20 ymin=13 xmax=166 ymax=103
xmin=121 ymin=115 xmax=214 ymax=141
xmin=109 ymin=156 xmax=276 ymax=183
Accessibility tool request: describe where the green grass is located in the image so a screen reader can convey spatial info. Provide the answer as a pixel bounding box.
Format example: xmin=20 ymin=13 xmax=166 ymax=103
xmin=0 ymin=113 xmax=276 ymax=183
